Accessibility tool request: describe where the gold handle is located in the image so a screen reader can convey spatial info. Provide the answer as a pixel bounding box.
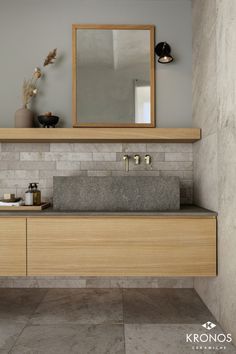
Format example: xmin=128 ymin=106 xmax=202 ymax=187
xmin=134 ymin=155 xmax=141 ymax=165
xmin=145 ymin=154 xmax=152 ymax=165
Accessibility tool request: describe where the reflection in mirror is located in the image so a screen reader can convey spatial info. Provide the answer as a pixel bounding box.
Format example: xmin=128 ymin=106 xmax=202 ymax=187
xmin=134 ymin=80 xmax=151 ymax=123
xmin=72 ymin=25 xmax=155 ymax=127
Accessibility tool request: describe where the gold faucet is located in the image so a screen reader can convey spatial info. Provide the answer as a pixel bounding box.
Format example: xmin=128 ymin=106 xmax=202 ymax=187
xmin=123 ymin=154 xmax=129 ymax=172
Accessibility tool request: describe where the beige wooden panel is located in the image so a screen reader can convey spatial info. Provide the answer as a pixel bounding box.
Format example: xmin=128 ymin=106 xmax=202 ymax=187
xmin=0 ymin=128 xmax=201 ymax=143
xmin=0 ymin=218 xmax=26 ymax=276
xmin=27 ymin=217 xmax=216 ymax=276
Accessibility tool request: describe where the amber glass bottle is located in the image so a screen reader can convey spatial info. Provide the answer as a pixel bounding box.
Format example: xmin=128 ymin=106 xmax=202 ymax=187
xmin=32 ymin=183 xmax=41 ymax=206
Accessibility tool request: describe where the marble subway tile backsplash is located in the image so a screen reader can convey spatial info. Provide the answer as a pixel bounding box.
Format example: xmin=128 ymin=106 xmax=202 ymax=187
xmin=0 ymin=143 xmax=193 ymax=204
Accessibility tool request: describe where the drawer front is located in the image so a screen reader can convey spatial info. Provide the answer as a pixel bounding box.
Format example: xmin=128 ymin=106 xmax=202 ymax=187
xmin=27 ymin=217 xmax=216 ymax=276
xmin=0 ymin=218 xmax=26 ymax=276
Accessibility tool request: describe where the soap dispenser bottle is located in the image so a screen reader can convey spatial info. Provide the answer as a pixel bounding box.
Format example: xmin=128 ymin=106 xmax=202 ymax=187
xmin=25 ymin=183 xmax=34 ymax=206
xmin=32 ymin=183 xmax=41 ymax=206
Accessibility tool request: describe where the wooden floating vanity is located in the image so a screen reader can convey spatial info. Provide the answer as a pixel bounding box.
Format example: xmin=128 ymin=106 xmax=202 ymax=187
xmin=0 ymin=128 xmax=201 ymax=142
xmin=0 ymin=211 xmax=217 ymax=277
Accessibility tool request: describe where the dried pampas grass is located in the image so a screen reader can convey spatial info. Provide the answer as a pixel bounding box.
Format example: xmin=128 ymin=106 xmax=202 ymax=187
xmin=21 ymin=48 xmax=57 ymax=107
xmin=43 ymin=48 xmax=57 ymax=66
xmin=22 ymin=79 xmax=37 ymax=107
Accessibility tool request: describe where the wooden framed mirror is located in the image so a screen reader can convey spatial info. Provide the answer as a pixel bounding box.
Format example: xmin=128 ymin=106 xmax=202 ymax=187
xmin=72 ymin=24 xmax=155 ymax=128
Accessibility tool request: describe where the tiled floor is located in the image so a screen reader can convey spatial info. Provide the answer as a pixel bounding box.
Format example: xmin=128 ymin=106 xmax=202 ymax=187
xmin=0 ymin=288 xmax=235 ymax=354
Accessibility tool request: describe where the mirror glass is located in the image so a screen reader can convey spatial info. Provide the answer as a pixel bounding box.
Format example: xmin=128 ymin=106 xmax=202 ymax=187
xmin=73 ymin=26 xmax=155 ymax=127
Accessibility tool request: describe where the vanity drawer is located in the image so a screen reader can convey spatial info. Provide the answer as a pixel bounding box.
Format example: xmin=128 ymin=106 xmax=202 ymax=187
xmin=27 ymin=217 xmax=216 ymax=276
xmin=0 ymin=218 xmax=26 ymax=276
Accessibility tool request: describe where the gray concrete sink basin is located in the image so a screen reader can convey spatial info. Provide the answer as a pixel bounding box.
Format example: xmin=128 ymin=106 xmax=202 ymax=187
xmin=53 ymin=176 xmax=180 ymax=212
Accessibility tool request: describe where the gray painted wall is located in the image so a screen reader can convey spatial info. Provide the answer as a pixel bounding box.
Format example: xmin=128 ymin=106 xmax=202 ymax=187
xmin=0 ymin=0 xmax=192 ymax=127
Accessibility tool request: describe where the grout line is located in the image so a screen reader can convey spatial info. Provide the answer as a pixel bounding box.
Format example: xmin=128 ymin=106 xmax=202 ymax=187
xmin=7 ymin=321 xmax=28 ymax=354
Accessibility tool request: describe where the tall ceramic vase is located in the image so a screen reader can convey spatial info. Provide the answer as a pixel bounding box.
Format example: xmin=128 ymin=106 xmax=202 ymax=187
xmin=15 ymin=106 xmax=34 ymax=128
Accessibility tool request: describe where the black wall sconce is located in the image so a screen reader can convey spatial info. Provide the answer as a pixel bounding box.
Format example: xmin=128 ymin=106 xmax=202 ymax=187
xmin=155 ymin=42 xmax=174 ymax=64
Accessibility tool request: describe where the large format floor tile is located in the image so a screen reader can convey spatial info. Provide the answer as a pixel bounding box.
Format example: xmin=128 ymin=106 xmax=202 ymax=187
xmin=125 ymin=324 xmax=202 ymax=354
xmin=0 ymin=288 xmax=235 ymax=354
xmin=123 ymin=289 xmax=215 ymax=324
xmin=30 ymin=288 xmax=123 ymax=325
xmin=125 ymin=324 xmax=236 ymax=354
xmin=10 ymin=324 xmax=125 ymax=354
xmin=0 ymin=320 xmax=26 ymax=354
xmin=0 ymin=289 xmax=47 ymax=322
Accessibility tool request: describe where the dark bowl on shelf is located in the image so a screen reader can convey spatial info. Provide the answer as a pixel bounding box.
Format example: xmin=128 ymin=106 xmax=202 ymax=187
xmin=38 ymin=115 xmax=59 ymax=128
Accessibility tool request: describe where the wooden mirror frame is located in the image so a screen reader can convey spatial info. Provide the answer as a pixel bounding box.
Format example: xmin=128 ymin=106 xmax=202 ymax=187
xmin=72 ymin=24 xmax=156 ymax=128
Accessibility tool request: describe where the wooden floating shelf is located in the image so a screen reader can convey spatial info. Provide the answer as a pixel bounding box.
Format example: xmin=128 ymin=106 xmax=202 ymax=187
xmin=0 ymin=128 xmax=201 ymax=143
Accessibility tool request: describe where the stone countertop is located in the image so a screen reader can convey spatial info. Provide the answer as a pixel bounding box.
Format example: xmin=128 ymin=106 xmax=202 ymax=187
xmin=0 ymin=205 xmax=217 ymax=217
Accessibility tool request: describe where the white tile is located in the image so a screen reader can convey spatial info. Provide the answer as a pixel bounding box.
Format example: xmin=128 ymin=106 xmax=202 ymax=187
xmin=0 ymin=161 xmax=56 ymax=171
xmin=0 ymin=152 xmax=19 ymax=160
xmin=150 ymin=153 xmax=165 ymax=162
xmin=74 ymin=143 xmax=122 ymax=153
xmin=122 ymin=144 xmax=146 ymax=152
xmin=152 ymin=161 xmax=193 ymax=171
xmin=165 ymin=153 xmax=193 ymax=162
xmin=14 ymin=170 xmax=39 ymax=179
xmin=147 ymin=144 xmax=192 ymax=153
xmin=56 ymin=161 xmax=81 ymax=170
xmin=20 ymin=152 xmax=44 ymax=161
xmin=0 ymin=179 xmax=33 ymax=188
xmin=39 ymin=170 xmax=86 ymax=178
xmin=50 ymin=143 xmax=74 ymax=152
xmin=20 ymin=152 xmax=93 ymax=162
xmin=2 ymin=143 xmax=50 ymax=152
xmin=80 ymin=161 xmax=122 ymax=171
xmin=0 ymin=170 xmax=16 ymax=178
xmin=93 ymin=153 xmax=117 ymax=161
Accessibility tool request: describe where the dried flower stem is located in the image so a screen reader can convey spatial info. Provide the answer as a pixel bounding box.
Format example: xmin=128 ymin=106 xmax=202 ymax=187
xmin=43 ymin=48 xmax=57 ymax=66
xmin=22 ymin=76 xmax=38 ymax=107
xmin=22 ymin=49 xmax=57 ymax=107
